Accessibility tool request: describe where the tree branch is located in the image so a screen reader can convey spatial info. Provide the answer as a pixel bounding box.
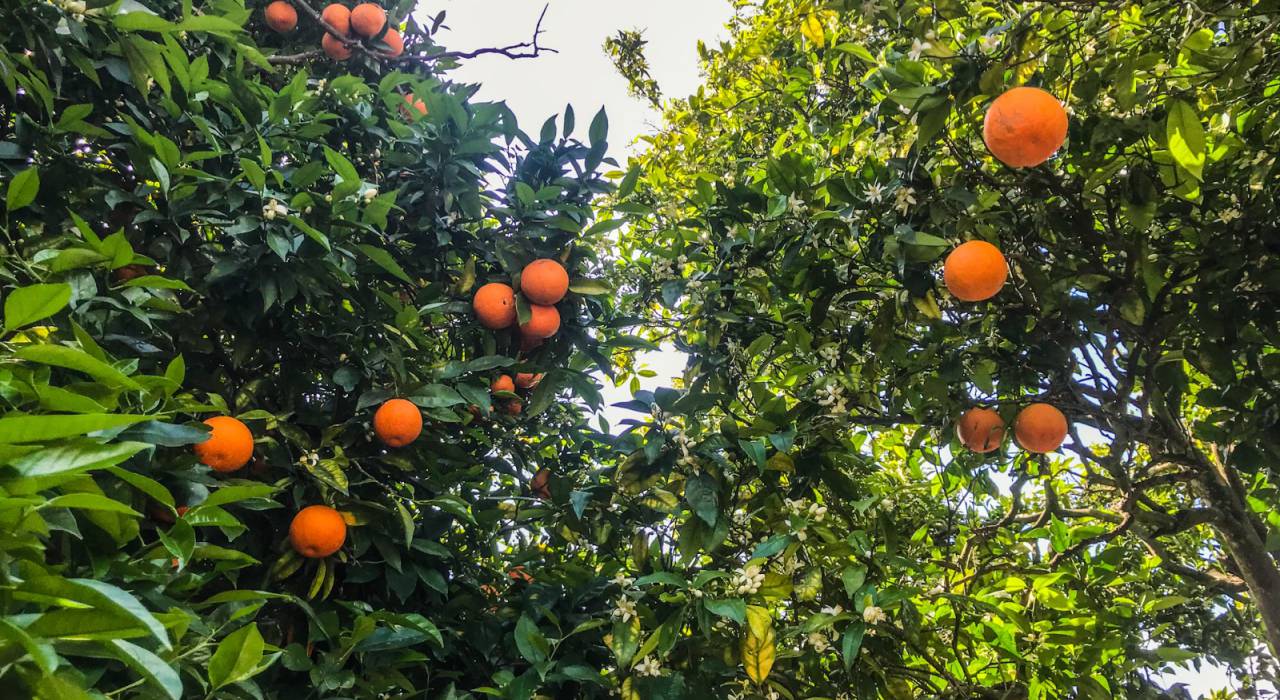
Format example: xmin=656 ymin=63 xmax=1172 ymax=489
xmin=409 ymin=4 xmax=557 ymax=62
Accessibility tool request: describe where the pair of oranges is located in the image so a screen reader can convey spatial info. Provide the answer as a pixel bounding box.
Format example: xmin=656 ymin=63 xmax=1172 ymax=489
xmin=957 ymin=403 xmax=1069 ymax=455
xmin=940 ymin=86 xmax=1068 ymax=303
xmin=473 ymin=259 xmax=571 ymax=344
xmin=264 ymin=2 xmax=403 ymax=60
xmin=191 ymin=416 xmax=346 ymax=558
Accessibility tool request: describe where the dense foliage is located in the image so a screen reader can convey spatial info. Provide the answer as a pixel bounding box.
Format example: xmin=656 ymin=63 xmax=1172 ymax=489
xmin=5 ymin=0 xmax=1280 ymax=698
xmin=602 ymin=0 xmax=1280 ymax=698
xmin=0 ymin=1 xmax=635 ymax=698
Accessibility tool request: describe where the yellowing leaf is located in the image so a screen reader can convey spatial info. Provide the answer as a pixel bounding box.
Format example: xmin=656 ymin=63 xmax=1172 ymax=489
xmin=1166 ymin=99 xmax=1205 ymax=181
xmin=741 ymin=624 xmax=776 ymax=684
xmin=800 ymin=14 xmax=825 ymax=48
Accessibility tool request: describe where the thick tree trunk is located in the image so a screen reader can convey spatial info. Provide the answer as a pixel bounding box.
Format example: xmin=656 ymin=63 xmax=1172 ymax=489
xmin=1200 ymin=463 xmax=1280 ymax=658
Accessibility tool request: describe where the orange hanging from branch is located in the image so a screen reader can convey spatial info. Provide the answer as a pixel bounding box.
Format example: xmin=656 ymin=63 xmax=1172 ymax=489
xmin=289 ymin=505 xmax=347 ymax=558
xmin=956 ymin=408 xmax=1005 ymax=453
xmin=193 ymin=416 xmax=254 ymax=472
xmin=350 ymin=3 xmax=387 ymax=38
xmin=264 ymin=1 xmax=298 ymax=33
xmin=520 ymin=304 xmax=560 ymax=339
xmin=983 ymin=87 xmax=1068 ymax=168
xmin=320 ymin=3 xmax=352 ymax=35
xmin=474 ymin=283 xmax=517 ymax=329
xmin=943 ymin=240 xmax=1008 ymax=302
xmin=520 ymin=259 xmax=570 ymax=305
xmin=374 ymin=398 xmax=423 ymax=447
xmin=1015 ymin=403 xmax=1069 ymax=453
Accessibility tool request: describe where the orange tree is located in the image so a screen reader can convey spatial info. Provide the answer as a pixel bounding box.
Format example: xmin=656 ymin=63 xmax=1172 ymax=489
xmin=0 ymin=1 xmax=634 ymax=698
xmin=602 ymin=0 xmax=1280 ymax=698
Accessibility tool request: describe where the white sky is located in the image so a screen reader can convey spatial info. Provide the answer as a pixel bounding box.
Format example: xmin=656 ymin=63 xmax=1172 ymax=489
xmin=420 ymin=3 xmax=1244 ymax=696
xmin=427 ymin=0 xmax=734 ymax=156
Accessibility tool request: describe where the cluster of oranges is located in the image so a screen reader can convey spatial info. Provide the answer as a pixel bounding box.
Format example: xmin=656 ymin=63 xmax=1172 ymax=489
xmin=263 ymin=1 xmax=404 ymax=61
xmin=187 ymin=251 xmax=565 ymax=558
xmin=940 ymin=86 xmax=1073 ymax=456
xmin=489 ymin=371 xmax=544 ymax=416
xmin=472 ymin=258 xmax=571 ymax=350
xmin=187 ymin=394 xmax=426 ymax=561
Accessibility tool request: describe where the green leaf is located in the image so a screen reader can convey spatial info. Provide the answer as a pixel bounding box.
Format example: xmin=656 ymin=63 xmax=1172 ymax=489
xmin=110 ymin=640 xmax=183 ymax=700
xmin=115 ymin=12 xmax=179 ymax=33
xmin=842 ymin=622 xmax=866 ymax=671
xmin=409 ymin=384 xmax=466 ymax=408
xmin=42 ymin=493 xmax=141 ymax=516
xmin=608 ymin=617 xmax=641 ymax=669
xmin=8 ymin=441 xmax=148 ymax=477
xmin=122 ymin=275 xmax=195 ymax=291
xmin=208 ymin=622 xmax=266 ymax=688
xmin=24 ymin=609 xmax=154 ymax=642
xmin=514 ymin=615 xmax=550 ymax=665
xmin=106 ymin=466 xmax=174 ymax=508
xmin=356 ymin=244 xmax=414 ymax=284
xmin=425 ymin=495 xmax=476 ymax=524
xmin=589 ymin=107 xmax=609 ymax=146
xmin=684 ymin=473 xmax=718 ymax=526
xmin=203 ymin=483 xmax=281 ymax=508
xmin=841 ymin=565 xmax=867 ymax=597
xmin=0 ymin=618 xmax=57 ymax=675
xmin=704 ymin=598 xmax=746 ymax=624
xmin=4 ymin=283 xmax=71 ymax=330
xmin=617 ymin=165 xmax=641 ymax=199
xmin=568 ymin=279 xmax=610 ymax=296
xmin=1166 ymin=99 xmax=1205 ymax=181
xmin=0 ymin=414 xmax=152 ymax=443
xmin=6 ymin=167 xmax=40 ymax=211
xmin=15 ymin=344 xmax=143 ymax=389
xmin=17 ymin=577 xmax=170 ymax=649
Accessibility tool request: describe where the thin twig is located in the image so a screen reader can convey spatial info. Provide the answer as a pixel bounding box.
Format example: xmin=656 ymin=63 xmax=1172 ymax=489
xmin=415 ymin=4 xmax=557 ymax=62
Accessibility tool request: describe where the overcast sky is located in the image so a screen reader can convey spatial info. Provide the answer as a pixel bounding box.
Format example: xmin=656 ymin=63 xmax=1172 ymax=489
xmin=417 ymin=4 xmax=1248 ymax=695
xmin=426 ymin=0 xmax=733 ymax=155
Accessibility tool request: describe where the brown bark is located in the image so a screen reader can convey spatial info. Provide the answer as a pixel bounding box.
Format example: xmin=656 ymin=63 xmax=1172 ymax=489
xmin=1199 ymin=461 xmax=1280 ymax=658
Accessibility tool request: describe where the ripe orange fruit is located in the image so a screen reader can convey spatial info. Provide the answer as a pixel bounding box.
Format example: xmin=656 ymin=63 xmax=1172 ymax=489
xmin=474 ymin=282 xmax=517 ymax=329
xmin=530 ymin=468 xmax=551 ymax=499
xmin=520 ymin=304 xmax=560 ymax=339
xmin=322 ymin=33 xmax=352 ymax=60
xmin=983 ymin=86 xmax=1068 ymax=168
xmin=350 ymin=3 xmax=387 ymax=38
xmin=193 ymin=416 xmax=254 ymax=472
xmin=1014 ymin=403 xmax=1068 ymax=453
xmin=491 ymin=375 xmax=515 ymax=394
xmin=504 ymin=399 xmax=523 ymax=415
xmin=507 ymin=565 xmax=534 ymax=583
xmin=320 ymin=3 xmax=351 ymax=35
xmin=956 ymin=407 xmax=1005 ymax=453
xmin=520 ymin=259 xmax=569 ymax=305
xmin=289 ymin=505 xmax=347 ymax=558
xmin=943 ymin=240 xmax=1008 ymax=302
xmin=373 ymin=398 xmax=422 ymax=447
xmin=264 ymin=1 xmax=298 ymax=32
xmin=515 ymin=372 xmax=543 ymax=390
xmin=400 ymin=93 xmax=427 ymax=119
xmin=380 ymin=27 xmax=404 ymax=57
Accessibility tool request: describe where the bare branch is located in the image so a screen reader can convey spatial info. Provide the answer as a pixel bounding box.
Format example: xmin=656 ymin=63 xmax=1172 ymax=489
xmin=414 ymin=4 xmax=557 ymax=62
